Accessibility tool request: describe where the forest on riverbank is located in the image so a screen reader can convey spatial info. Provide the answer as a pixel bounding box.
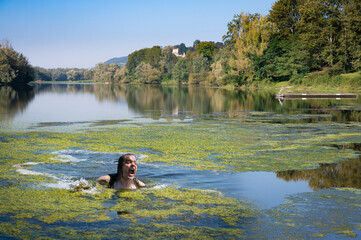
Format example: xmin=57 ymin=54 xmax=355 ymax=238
xmin=82 ymin=0 xmax=361 ymax=88
xmin=2 ymin=0 xmax=360 ymax=88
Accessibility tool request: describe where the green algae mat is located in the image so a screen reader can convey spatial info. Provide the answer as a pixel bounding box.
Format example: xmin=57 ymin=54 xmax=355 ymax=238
xmin=1 ymin=118 xmax=361 ymax=239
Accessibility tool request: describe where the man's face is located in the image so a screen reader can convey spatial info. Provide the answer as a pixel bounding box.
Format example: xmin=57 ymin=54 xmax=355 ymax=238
xmin=122 ymin=155 xmax=137 ymax=180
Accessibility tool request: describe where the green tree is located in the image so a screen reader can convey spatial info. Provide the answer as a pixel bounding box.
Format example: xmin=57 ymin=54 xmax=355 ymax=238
xmin=114 ymin=66 xmax=129 ymax=83
xmin=268 ymin=0 xmax=302 ymax=38
xmin=66 ymin=69 xmax=84 ymax=81
xmin=211 ymin=47 xmax=232 ymax=85
xmin=34 ymin=67 xmax=52 ymax=81
xmin=193 ymin=40 xmax=201 ymax=48
xmin=191 ymin=54 xmax=209 ymax=73
xmin=339 ymin=0 xmax=361 ymax=71
xmin=144 ymin=46 xmax=162 ymax=69
xmin=51 ymin=69 xmax=67 ymax=81
xmin=160 ymin=46 xmax=178 ymax=75
xmin=252 ymin=37 xmax=309 ymax=82
xmin=93 ymin=63 xmax=119 ymax=82
xmin=126 ymin=46 xmax=162 ymax=74
xmin=174 ymin=43 xmax=187 ymax=55
xmin=84 ymin=69 xmax=94 ymax=80
xmin=188 ymin=54 xmax=209 ymax=84
xmin=320 ymin=0 xmax=343 ymax=69
xmin=0 ymin=51 xmax=16 ymax=84
xmin=134 ymin=62 xmax=161 ymax=84
xmin=127 ymin=49 xmax=145 ymax=74
xmin=296 ymin=0 xmax=343 ymax=71
xmin=172 ymin=58 xmax=190 ymax=83
xmin=0 ymin=39 xmax=34 ymax=85
xmin=195 ymin=42 xmax=217 ymax=60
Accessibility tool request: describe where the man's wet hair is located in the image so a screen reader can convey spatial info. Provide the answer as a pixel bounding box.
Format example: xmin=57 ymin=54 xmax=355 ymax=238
xmin=116 ymin=154 xmax=136 ymax=176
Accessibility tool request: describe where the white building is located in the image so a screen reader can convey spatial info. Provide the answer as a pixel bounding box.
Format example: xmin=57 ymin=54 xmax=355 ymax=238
xmin=172 ymin=48 xmax=186 ymax=58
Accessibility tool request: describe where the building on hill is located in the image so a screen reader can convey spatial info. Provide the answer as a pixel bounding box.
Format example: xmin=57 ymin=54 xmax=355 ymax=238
xmin=172 ymin=48 xmax=186 ymax=58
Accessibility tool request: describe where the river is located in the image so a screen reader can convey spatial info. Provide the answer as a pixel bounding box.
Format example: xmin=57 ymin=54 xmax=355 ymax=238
xmin=0 ymin=83 xmax=360 ymax=239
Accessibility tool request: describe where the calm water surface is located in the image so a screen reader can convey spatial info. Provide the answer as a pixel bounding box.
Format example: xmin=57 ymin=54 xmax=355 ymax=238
xmin=1 ymin=83 xmax=361 ymax=239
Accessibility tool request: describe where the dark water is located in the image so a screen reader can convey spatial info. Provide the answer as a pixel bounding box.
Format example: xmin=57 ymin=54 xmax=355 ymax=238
xmin=1 ymin=83 xmax=361 ymax=210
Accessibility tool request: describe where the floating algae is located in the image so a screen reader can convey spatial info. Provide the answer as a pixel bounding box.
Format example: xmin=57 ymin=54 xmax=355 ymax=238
xmin=1 ymin=115 xmax=361 ymax=239
xmin=110 ymin=186 xmax=254 ymax=227
xmin=2 ymin=119 xmax=360 ymax=173
xmin=0 ymin=187 xmax=112 ymax=224
xmin=252 ymin=188 xmax=361 ymax=239
xmin=0 ymin=127 xmax=258 ymax=239
xmin=0 ymin=184 xmax=255 ymax=239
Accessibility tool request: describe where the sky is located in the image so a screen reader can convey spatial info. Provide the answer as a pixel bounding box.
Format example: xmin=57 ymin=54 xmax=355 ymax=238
xmin=0 ymin=0 xmax=275 ymax=69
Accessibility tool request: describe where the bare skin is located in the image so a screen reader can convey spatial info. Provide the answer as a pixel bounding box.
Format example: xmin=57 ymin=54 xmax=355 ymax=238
xmin=97 ymin=155 xmax=145 ymax=189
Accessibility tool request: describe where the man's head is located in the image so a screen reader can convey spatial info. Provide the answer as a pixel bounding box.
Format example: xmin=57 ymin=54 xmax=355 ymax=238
xmin=117 ymin=154 xmax=137 ymax=180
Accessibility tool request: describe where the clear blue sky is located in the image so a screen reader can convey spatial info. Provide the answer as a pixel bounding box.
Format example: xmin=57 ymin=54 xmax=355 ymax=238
xmin=0 ymin=0 xmax=275 ymax=69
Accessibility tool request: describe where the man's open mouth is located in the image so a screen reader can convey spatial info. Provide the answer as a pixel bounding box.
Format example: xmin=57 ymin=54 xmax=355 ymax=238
xmin=129 ymin=169 xmax=135 ymax=176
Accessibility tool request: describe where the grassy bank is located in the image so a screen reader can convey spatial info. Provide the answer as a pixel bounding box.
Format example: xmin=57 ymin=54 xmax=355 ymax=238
xmin=247 ymin=71 xmax=361 ymax=92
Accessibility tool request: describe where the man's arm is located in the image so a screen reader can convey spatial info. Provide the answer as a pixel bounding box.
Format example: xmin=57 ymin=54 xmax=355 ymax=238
xmin=96 ymin=175 xmax=111 ymax=186
xmin=135 ymin=178 xmax=145 ymax=187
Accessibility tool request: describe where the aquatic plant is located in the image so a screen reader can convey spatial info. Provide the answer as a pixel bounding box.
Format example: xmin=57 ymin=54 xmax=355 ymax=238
xmin=0 ymin=116 xmax=361 ymax=239
xmin=110 ymin=186 xmax=254 ymax=226
xmin=259 ymin=188 xmax=361 ymax=239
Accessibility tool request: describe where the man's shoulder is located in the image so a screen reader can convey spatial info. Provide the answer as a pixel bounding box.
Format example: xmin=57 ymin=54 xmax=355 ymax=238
xmin=96 ymin=174 xmax=114 ymax=184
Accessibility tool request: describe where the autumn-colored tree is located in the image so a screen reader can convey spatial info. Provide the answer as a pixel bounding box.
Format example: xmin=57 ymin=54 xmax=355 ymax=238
xmin=226 ymin=13 xmax=272 ymax=84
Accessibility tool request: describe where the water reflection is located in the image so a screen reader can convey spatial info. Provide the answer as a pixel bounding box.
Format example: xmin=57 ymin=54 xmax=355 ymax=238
xmin=30 ymin=84 xmax=285 ymax=120
xmin=276 ymin=143 xmax=361 ymax=190
xmin=2 ymin=83 xmax=361 ymax=124
xmin=0 ymin=85 xmax=34 ymax=122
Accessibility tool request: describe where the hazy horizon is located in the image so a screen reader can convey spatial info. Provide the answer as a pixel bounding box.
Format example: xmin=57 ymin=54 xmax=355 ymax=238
xmin=0 ymin=0 xmax=274 ymax=69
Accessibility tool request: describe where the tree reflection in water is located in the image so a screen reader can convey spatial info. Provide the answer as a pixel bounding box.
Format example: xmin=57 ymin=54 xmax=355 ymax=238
xmin=276 ymin=143 xmax=361 ymax=190
xmin=0 ymin=85 xmax=34 ymax=122
xmin=27 ymin=83 xmax=361 ymax=122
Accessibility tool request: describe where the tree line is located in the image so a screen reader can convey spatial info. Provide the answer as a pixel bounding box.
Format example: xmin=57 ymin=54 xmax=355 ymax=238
xmin=0 ymin=40 xmax=88 ymax=84
xmin=84 ymin=0 xmax=360 ymax=86
xmin=2 ymin=0 xmax=360 ymax=87
xmin=34 ymin=67 xmax=87 ymax=82
xmin=0 ymin=39 xmax=34 ymax=86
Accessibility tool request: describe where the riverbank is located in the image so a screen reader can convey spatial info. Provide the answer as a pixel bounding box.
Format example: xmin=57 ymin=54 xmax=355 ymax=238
xmin=246 ymin=71 xmax=361 ymax=92
xmin=31 ymin=70 xmax=361 ymax=93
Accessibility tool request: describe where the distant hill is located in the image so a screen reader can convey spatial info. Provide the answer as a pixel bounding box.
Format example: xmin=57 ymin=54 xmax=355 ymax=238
xmin=104 ymin=56 xmax=128 ymax=66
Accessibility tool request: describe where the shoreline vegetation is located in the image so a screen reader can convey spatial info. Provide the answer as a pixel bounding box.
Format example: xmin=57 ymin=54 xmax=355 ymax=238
xmin=1 ymin=0 xmax=361 ymax=91
xmin=32 ymin=70 xmax=361 ymax=92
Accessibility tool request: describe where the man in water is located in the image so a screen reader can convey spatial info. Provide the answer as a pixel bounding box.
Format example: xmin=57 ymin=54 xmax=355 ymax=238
xmin=97 ymin=154 xmax=145 ymax=189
